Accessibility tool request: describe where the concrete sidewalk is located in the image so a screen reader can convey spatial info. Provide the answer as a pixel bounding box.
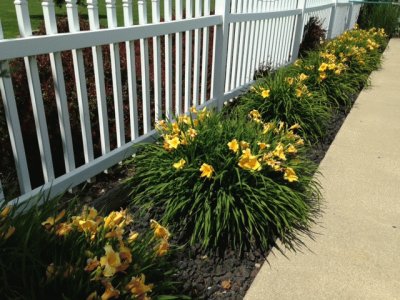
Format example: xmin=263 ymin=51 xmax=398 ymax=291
xmin=245 ymin=39 xmax=400 ymax=300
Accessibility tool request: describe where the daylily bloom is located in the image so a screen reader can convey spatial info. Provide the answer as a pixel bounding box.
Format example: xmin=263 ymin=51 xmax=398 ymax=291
xmin=238 ymin=149 xmax=262 ymax=171
xmin=0 ymin=205 xmax=11 ymax=219
xmin=165 ymin=136 xmax=181 ymax=150
xmin=261 ymin=89 xmax=270 ymax=98
xmin=128 ymin=231 xmax=139 ymax=243
xmin=285 ymin=77 xmax=294 ymax=85
xmin=156 ymin=239 xmax=170 ymax=257
xmin=41 ymin=210 xmax=66 ymax=229
xmin=155 ymin=119 xmax=168 ymax=131
xmin=296 ymin=138 xmax=305 ymax=146
xmin=286 ymin=144 xmax=298 ymax=154
xmin=284 ymin=167 xmax=298 ymax=182
xmin=55 ymin=222 xmax=73 ymax=237
xmin=298 ymin=73 xmax=309 ymax=81
xmin=199 ymin=163 xmax=215 ymax=179
xmin=227 ymin=139 xmax=239 ymax=153
xmin=318 ymin=63 xmax=328 ymax=72
xmin=239 ymin=140 xmax=250 ymax=150
xmin=289 ymin=123 xmax=301 ymax=131
xmin=150 ymin=219 xmax=171 ymax=240
xmin=126 ymin=274 xmax=154 ymax=298
xmin=190 ymin=106 xmax=198 ymax=113
xmin=100 ymin=245 xmax=122 ymax=277
xmin=84 ymin=257 xmax=100 ymax=272
xmin=273 ymin=143 xmax=287 ymax=161
xmin=101 ymin=280 xmax=120 ymax=300
xmin=0 ymin=226 xmax=15 ymax=240
xmin=263 ymin=122 xmax=275 ymax=134
xmin=173 ymin=158 xmax=186 ymax=170
xmin=257 ymin=142 xmax=269 ymax=150
xmin=187 ymin=128 xmax=197 ymax=138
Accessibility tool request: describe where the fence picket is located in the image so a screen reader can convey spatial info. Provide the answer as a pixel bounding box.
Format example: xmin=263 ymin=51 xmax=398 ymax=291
xmin=122 ymin=0 xmax=139 ymax=139
xmin=151 ymin=0 xmax=163 ymax=121
xmin=0 ymin=21 xmax=31 ymax=194
xmin=192 ymin=0 xmax=202 ymax=105
xmin=200 ymin=0 xmax=211 ymax=104
xmin=87 ymin=0 xmax=111 ymax=154
xmin=106 ymin=0 xmax=125 ymax=147
xmin=230 ymin=0 xmax=242 ymax=90
xmin=14 ymin=0 xmax=55 ymax=182
xmin=65 ymin=0 xmax=95 ymax=167
xmin=138 ymin=0 xmax=152 ymax=133
xmin=42 ymin=0 xmax=76 ymax=175
xmin=235 ymin=0 xmax=245 ymax=87
xmin=184 ymin=0 xmax=193 ymax=112
xmin=224 ymin=0 xmax=236 ymax=92
xmin=164 ymin=0 xmax=173 ymax=118
xmin=175 ymin=0 xmax=183 ymax=115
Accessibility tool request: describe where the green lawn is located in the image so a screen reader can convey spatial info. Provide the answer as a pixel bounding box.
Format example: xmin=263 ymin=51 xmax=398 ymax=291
xmin=0 ymin=1 xmax=215 ymax=39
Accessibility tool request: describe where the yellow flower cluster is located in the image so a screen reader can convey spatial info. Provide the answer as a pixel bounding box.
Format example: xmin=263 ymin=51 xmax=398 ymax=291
xmin=251 ymin=85 xmax=271 ymax=99
xmin=158 ymin=107 xmax=209 ymax=151
xmin=284 ymin=75 xmax=312 ymax=98
xmin=227 ymin=116 xmax=304 ymax=182
xmin=0 ymin=205 xmax=15 ymax=241
xmin=40 ymin=206 xmax=170 ymax=300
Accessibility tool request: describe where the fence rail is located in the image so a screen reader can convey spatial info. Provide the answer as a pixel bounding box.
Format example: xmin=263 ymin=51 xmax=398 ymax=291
xmin=0 ymin=0 xmax=361 ymax=205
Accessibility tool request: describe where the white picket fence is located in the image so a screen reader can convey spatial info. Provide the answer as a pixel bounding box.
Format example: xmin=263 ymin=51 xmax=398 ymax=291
xmin=0 ymin=0 xmax=361 ymax=205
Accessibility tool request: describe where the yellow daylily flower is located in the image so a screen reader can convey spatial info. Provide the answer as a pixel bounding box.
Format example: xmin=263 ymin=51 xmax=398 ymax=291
xmin=289 ymin=123 xmax=301 ymax=131
xmin=249 ymin=109 xmax=262 ymax=120
xmin=101 ymin=280 xmax=120 ymax=300
xmin=0 ymin=205 xmax=11 ymax=219
xmin=100 ymin=245 xmax=122 ymax=277
xmin=126 ymin=274 xmax=154 ymax=298
xmin=265 ymin=159 xmax=283 ymax=172
xmin=173 ymin=158 xmax=186 ymax=170
xmin=285 ymin=77 xmax=294 ymax=85
xmin=199 ymin=163 xmax=215 ymax=179
xmin=166 ymin=136 xmax=180 ymax=149
xmin=298 ymin=73 xmax=309 ymax=81
xmin=150 ymin=219 xmax=171 ymax=240
xmin=296 ymin=138 xmax=305 ymax=146
xmin=273 ymin=143 xmax=287 ymax=161
xmin=238 ymin=149 xmax=262 ymax=171
xmin=318 ymin=63 xmax=328 ymax=72
xmin=257 ymin=142 xmax=270 ymax=150
xmin=227 ymin=139 xmax=239 ymax=153
xmin=155 ymin=120 xmax=168 ymax=131
xmin=0 ymin=226 xmax=15 ymax=240
xmin=187 ymin=128 xmax=197 ymax=139
xmin=128 ymin=231 xmax=139 ymax=243
xmin=171 ymin=122 xmax=180 ymax=134
xmin=190 ymin=106 xmax=198 ymax=113
xmin=284 ymin=167 xmax=299 ymax=182
xmin=240 ymin=140 xmax=250 ymax=150
xmin=263 ymin=122 xmax=275 ymax=134
xmin=319 ymin=72 xmax=327 ymax=80
xmin=155 ymin=239 xmax=170 ymax=257
xmin=84 ymin=257 xmax=100 ymax=272
xmin=261 ymin=89 xmax=270 ymax=98
xmin=55 ymin=222 xmax=73 ymax=237
xmin=295 ymin=87 xmax=303 ymax=98
xmin=286 ymin=144 xmax=298 ymax=154
xmin=41 ymin=210 xmax=66 ymax=229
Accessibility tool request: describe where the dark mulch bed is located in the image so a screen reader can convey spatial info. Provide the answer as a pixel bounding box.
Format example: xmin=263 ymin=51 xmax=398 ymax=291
xmin=73 ymin=91 xmax=359 ymax=299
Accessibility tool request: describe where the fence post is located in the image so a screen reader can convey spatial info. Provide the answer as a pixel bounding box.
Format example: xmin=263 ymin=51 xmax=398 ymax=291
xmin=290 ymin=0 xmax=306 ymax=63
xmin=327 ymin=0 xmax=338 ymax=39
xmin=211 ymin=0 xmax=231 ymax=111
xmin=345 ymin=2 xmax=354 ymax=30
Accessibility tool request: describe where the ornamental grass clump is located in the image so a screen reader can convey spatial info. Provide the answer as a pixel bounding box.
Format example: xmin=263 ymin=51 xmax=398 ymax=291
xmin=127 ymin=109 xmax=321 ymax=252
xmin=234 ymin=69 xmax=331 ymax=141
xmin=0 ymin=199 xmax=181 ymax=299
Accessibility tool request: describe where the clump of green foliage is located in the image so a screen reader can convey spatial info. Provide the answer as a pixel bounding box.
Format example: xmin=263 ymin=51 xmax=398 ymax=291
xmin=127 ymin=109 xmax=321 ymax=252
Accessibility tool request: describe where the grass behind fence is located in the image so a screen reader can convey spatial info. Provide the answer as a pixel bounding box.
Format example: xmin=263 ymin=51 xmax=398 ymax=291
xmin=0 ymin=0 xmax=216 ymax=39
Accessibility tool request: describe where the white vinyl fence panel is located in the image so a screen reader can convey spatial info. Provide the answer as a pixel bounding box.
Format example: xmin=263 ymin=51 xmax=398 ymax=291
xmin=0 ymin=0 xmax=360 ymax=205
